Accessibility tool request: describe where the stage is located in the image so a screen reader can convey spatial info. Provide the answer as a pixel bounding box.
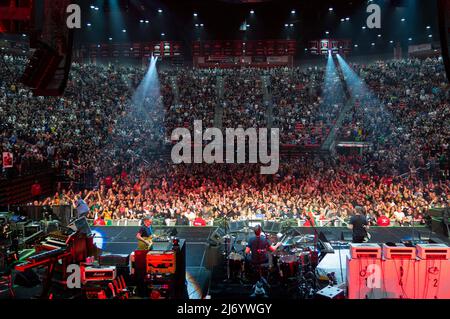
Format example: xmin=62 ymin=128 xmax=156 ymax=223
xmin=88 ymin=225 xmax=450 ymax=299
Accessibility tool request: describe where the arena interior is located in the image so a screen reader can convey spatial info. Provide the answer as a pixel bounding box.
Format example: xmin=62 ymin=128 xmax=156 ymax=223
xmin=0 ymin=0 xmax=450 ymax=304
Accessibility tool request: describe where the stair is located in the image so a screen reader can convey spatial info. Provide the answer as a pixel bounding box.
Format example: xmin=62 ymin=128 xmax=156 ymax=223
xmin=261 ymin=75 xmax=274 ymax=129
xmin=214 ymin=76 xmax=224 ymax=130
xmin=171 ymin=76 xmax=180 ymax=105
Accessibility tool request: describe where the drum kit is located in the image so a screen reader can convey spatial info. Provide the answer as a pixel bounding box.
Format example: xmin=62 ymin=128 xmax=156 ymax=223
xmin=224 ymin=231 xmax=317 ymax=286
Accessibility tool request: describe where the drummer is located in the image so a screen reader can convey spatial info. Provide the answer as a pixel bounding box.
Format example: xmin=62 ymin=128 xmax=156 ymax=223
xmin=245 ymin=225 xmax=282 ymax=266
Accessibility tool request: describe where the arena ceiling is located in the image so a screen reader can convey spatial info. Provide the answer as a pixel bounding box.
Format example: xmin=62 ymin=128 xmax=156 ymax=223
xmin=75 ymin=0 xmax=438 ymax=56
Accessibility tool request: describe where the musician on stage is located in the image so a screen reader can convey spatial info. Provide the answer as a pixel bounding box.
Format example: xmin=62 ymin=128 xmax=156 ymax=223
xmin=71 ymin=195 xmax=90 ymax=219
xmin=245 ymin=225 xmax=281 ymax=263
xmin=136 ymin=216 xmax=154 ymax=250
xmin=243 ymin=225 xmax=281 ymax=296
xmin=348 ymin=206 xmax=369 ymax=243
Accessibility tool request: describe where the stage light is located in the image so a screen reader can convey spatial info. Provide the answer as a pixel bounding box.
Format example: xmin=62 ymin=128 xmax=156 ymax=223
xmin=408 ymin=37 xmax=412 ymax=41
xmin=291 ymin=10 xmax=296 ymax=14
xmin=145 ymin=20 xmax=149 ymax=24
xmin=140 ymin=20 xmax=144 ymax=23
xmin=247 ymin=24 xmax=250 ymax=27
xmin=325 ymin=31 xmax=329 ymax=34
xmin=87 ymin=23 xmax=92 ymax=27
xmin=94 ymin=7 xmax=99 ymax=11
xmin=304 ymin=48 xmax=308 ymax=51
xmin=158 ymin=9 xmax=162 ymax=13
xmin=428 ymin=34 xmax=432 ymax=38
xmin=371 ymin=43 xmax=375 ymax=46
xmin=329 ymin=7 xmax=333 ymax=11
xmin=250 ymin=10 xmax=254 ymax=14
xmin=390 ymin=40 xmax=394 ymax=43
xmin=354 ymin=44 xmax=358 ymax=48
xmin=341 ymin=18 xmax=345 ymax=22
xmin=109 ymin=37 xmax=113 ymax=41
xmin=362 ymin=26 xmax=366 ymax=29
xmin=377 ymin=34 xmax=381 ymax=37
xmin=22 ymin=34 xmax=26 ymax=37
xmin=195 ymin=23 xmax=199 ymax=27
xmin=90 ymin=5 xmax=95 ymax=9
xmin=122 ymin=29 xmax=127 ymax=33
xmin=401 ymin=18 xmax=406 ymax=22
xmin=285 ymin=23 xmax=288 ymax=27
xmin=200 ymin=23 xmax=204 ymax=27
xmin=97 ymin=44 xmax=100 ymax=48
xmin=161 ymin=33 xmax=165 ymax=36
xmin=426 ymin=26 xmax=431 ymax=29
xmin=346 ymin=17 xmax=350 ymax=21
xmin=290 ymin=24 xmax=294 ymax=27
xmin=193 ymin=13 xmax=198 ymax=17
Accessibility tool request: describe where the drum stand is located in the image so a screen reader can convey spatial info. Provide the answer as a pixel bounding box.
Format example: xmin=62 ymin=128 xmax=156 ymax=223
xmin=223 ymin=237 xmax=245 ymax=284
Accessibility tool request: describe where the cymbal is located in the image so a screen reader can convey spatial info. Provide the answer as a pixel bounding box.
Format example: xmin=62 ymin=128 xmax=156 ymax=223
xmin=294 ymin=235 xmax=315 ymax=244
xmin=282 ymin=237 xmax=295 ymax=246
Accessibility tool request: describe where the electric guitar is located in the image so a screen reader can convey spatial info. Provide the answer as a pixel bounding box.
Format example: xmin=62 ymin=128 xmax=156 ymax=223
xmin=137 ymin=236 xmax=154 ymax=250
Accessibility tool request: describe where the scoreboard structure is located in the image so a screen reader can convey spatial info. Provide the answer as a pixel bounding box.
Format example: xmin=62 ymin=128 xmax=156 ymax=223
xmin=309 ymin=39 xmax=352 ymax=55
xmin=192 ymin=40 xmax=296 ymax=67
xmin=75 ymin=41 xmax=183 ymax=62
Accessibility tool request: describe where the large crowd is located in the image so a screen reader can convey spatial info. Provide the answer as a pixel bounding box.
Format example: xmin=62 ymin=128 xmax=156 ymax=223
xmin=1 ymin=51 xmax=449 ymax=226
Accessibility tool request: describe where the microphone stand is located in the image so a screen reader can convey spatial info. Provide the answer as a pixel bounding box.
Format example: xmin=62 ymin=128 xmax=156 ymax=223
xmin=306 ymin=216 xmax=320 ymax=254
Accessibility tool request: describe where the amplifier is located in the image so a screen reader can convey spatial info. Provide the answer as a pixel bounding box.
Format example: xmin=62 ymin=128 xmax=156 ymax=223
xmin=99 ymin=254 xmax=130 ymax=267
xmin=382 ymin=244 xmax=416 ymax=259
xmin=146 ymin=251 xmax=176 ymax=274
xmin=85 ymin=288 xmax=108 ymax=299
xmin=83 ymin=266 xmax=117 ymax=282
xmin=350 ymin=243 xmax=382 ymax=259
xmin=416 ymin=244 xmax=450 ymax=260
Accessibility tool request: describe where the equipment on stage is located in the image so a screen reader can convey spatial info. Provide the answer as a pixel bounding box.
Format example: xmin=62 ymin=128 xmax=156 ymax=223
xmin=382 ymin=243 xmax=416 ymax=259
xmin=416 ymin=243 xmax=450 ymax=259
xmin=83 ymin=266 xmax=117 ymax=282
xmin=130 ymin=238 xmax=186 ymax=299
xmin=349 ymin=243 xmax=382 ymax=259
xmin=14 ymin=224 xmax=96 ymax=298
xmin=346 ymin=243 xmax=450 ymax=299
xmin=315 ymin=285 xmax=345 ymax=299
xmin=347 ymin=243 xmax=383 ymax=299
xmin=83 ymin=274 xmax=130 ymax=300
xmin=146 ymin=251 xmax=176 ymax=274
xmin=99 ymin=254 xmax=130 ymax=267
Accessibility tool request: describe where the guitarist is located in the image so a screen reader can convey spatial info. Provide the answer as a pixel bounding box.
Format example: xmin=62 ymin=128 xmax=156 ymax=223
xmin=136 ymin=216 xmax=154 ymax=250
xmin=348 ymin=206 xmax=370 ymax=243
